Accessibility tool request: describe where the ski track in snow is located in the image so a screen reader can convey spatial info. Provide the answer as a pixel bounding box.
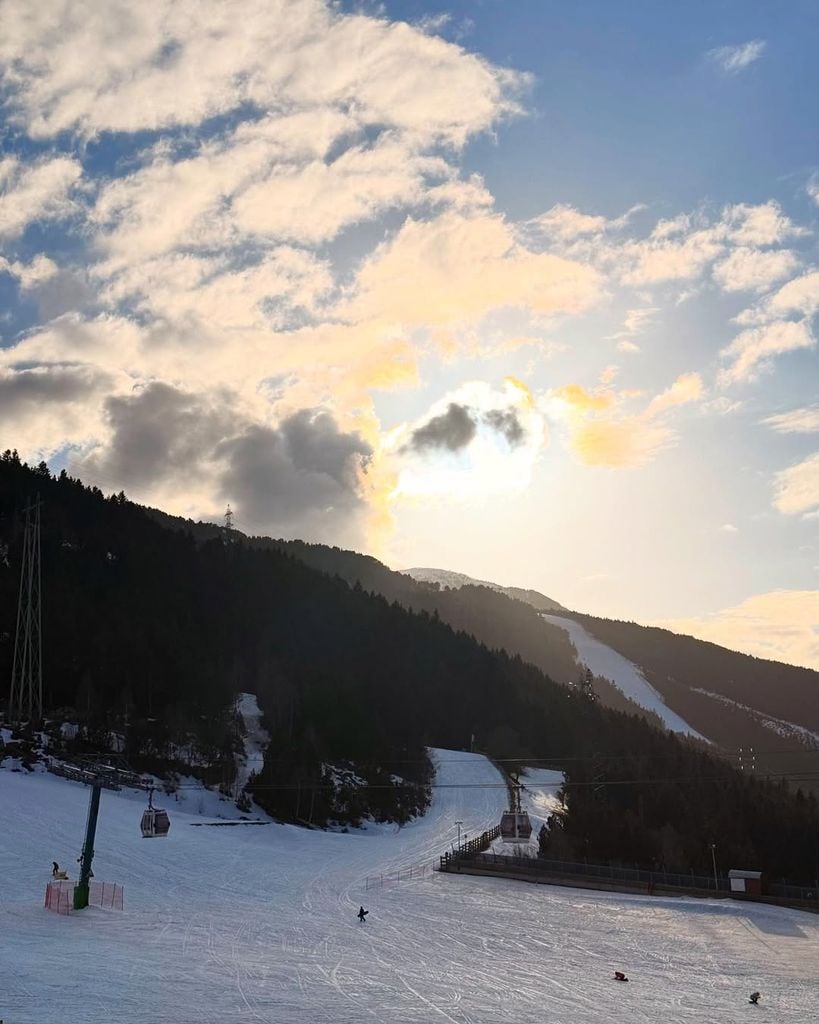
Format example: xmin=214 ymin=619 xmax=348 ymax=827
xmin=541 ymin=614 xmax=704 ymax=738
xmin=3 ymin=749 xmax=818 ymax=1023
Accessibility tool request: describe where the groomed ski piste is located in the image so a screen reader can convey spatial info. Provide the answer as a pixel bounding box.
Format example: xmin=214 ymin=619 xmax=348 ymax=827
xmin=541 ymin=614 xmax=704 ymax=738
xmin=3 ymin=749 xmax=818 ymax=1024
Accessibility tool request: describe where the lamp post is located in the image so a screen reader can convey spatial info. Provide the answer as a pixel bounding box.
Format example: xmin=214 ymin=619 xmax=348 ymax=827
xmin=455 ymin=820 xmax=464 ymax=849
xmin=710 ymin=843 xmax=718 ymax=891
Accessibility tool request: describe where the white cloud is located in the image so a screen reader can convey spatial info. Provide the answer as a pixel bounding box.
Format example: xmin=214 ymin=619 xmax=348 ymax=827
xmin=662 ymin=589 xmax=819 ymax=670
xmin=763 ymin=406 xmax=819 ymax=434
xmin=720 ymin=523 xmax=738 ymax=533
xmin=808 ymin=175 xmax=819 ymax=207
xmin=622 ymin=307 xmax=658 ymax=334
xmin=529 ymin=203 xmax=644 ymax=241
xmin=616 ymin=340 xmax=641 ymax=354
xmin=773 ymin=453 xmax=819 ymax=516
xmin=723 ymin=201 xmax=800 ymax=246
xmin=707 ymin=40 xmax=766 ymax=74
xmin=341 ymin=211 xmax=603 ymax=333
xmin=617 ymin=201 xmax=800 ymax=287
xmin=549 ymin=372 xmax=703 ymax=468
xmin=0 ymin=155 xmax=81 ymax=239
xmin=718 ymin=320 xmax=815 ymax=386
xmin=764 ymin=270 xmax=819 ymax=319
xmin=712 ymin=247 xmax=799 ymax=293
xmin=644 ymin=372 xmax=704 ymax=417
xmin=0 ymin=1 xmax=527 ymax=144
xmin=389 ymin=377 xmax=546 ymax=499
xmin=621 ymin=224 xmax=724 ymax=285
xmin=0 ymin=253 xmax=60 ymax=289
xmin=734 ymin=270 xmax=819 ymax=332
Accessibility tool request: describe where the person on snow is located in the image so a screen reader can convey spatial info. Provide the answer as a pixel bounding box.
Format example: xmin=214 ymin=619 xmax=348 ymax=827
xmin=52 ymin=861 xmax=60 ymax=877
xmin=749 ymin=992 xmax=761 ymax=1005
xmin=613 ymin=971 xmax=629 ymax=982
xmin=357 ymin=906 xmax=369 ymax=923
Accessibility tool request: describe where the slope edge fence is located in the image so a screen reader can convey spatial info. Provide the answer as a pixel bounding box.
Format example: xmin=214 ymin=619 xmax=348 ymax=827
xmin=439 ymin=834 xmax=819 ymax=914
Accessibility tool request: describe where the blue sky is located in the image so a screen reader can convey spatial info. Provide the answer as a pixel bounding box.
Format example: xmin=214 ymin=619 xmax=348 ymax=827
xmin=0 ymin=0 xmax=817 ymax=667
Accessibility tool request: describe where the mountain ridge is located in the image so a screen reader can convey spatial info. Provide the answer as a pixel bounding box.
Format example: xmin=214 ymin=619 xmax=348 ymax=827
xmin=400 ymin=566 xmax=567 ymax=612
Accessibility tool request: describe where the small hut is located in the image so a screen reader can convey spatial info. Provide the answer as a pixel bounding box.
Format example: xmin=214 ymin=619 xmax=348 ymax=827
xmin=728 ymin=869 xmax=762 ymax=895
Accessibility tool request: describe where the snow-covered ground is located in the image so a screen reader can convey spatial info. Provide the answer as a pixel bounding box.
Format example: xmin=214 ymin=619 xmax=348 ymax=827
xmin=3 ymin=749 xmax=818 ymax=1024
xmin=542 ymin=614 xmax=704 ymax=738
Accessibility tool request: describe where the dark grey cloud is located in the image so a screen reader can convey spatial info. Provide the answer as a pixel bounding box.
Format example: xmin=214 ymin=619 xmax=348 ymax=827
xmin=218 ymin=412 xmax=372 ymax=541
xmin=405 ymin=403 xmax=477 ymax=453
xmin=404 ymin=400 xmax=529 ymax=456
xmin=0 ymin=365 xmax=109 ymax=421
xmin=73 ymin=383 xmax=372 ymax=546
xmin=483 ymin=408 xmax=525 ymax=447
xmin=78 ymin=382 xmax=235 ymax=491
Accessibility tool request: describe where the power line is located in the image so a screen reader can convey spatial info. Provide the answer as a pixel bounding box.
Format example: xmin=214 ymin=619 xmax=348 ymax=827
xmin=165 ymin=768 xmax=819 ymax=794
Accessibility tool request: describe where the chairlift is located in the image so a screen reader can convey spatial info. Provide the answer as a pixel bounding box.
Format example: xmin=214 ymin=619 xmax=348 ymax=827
xmin=140 ymin=787 xmax=171 ymax=838
xmin=499 ymin=774 xmax=532 ymax=843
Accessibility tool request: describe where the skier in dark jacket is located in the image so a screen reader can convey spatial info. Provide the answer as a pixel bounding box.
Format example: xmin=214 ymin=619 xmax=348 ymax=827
xmin=749 ymin=992 xmax=761 ymax=1005
xmin=357 ymin=906 xmax=369 ymax=923
xmin=614 ymin=971 xmax=628 ymax=982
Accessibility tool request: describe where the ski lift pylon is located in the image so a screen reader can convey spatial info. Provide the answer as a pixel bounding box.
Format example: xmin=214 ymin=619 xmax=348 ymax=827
xmin=140 ymin=786 xmax=171 ymax=838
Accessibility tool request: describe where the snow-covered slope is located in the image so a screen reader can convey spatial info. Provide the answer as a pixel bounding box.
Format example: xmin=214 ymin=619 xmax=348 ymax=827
xmin=235 ymin=691 xmax=270 ymax=794
xmin=542 ymin=614 xmax=705 ymax=738
xmin=692 ymin=688 xmax=819 ymax=748
xmin=402 ymin=566 xmax=566 ymax=611
xmin=3 ymin=750 xmax=818 ymax=1024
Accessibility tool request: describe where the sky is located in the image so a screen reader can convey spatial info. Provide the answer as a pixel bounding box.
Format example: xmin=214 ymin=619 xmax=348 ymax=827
xmin=0 ymin=0 xmax=817 ymax=669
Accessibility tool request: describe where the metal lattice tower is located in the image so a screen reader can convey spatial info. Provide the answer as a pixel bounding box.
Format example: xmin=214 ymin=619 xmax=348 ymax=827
xmin=221 ymin=503 xmax=235 ymax=545
xmin=9 ymin=496 xmax=43 ymax=723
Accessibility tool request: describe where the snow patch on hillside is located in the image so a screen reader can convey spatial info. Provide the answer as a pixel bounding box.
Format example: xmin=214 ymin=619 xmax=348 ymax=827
xmin=692 ymin=688 xmax=819 ymax=747
xmin=542 ymin=614 xmax=704 ymax=738
xmin=402 ymin=566 xmax=564 ymax=610
xmin=521 ymin=766 xmax=563 ymax=830
xmin=235 ymin=691 xmax=269 ymax=792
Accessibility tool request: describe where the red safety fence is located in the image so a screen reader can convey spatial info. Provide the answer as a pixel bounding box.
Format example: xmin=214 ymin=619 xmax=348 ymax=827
xmin=89 ymin=880 xmax=124 ymax=911
xmin=44 ymin=880 xmax=72 ymax=915
xmin=44 ymin=879 xmax=124 ymax=914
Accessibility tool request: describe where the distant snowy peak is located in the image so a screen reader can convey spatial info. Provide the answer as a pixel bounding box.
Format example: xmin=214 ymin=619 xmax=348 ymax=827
xmin=401 ymin=567 xmax=565 ymax=612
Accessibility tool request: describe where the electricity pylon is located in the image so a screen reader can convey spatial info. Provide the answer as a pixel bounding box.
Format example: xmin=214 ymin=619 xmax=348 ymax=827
xmin=9 ymin=496 xmax=43 ymax=723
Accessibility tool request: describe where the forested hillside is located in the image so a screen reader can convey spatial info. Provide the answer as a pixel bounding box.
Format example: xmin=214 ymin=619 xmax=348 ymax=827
xmin=560 ymin=613 xmax=819 ymax=790
xmin=569 ymin=614 xmax=819 ymax=731
xmin=146 ymin=509 xmax=581 ymax=689
xmin=2 ymin=451 xmax=819 ymax=879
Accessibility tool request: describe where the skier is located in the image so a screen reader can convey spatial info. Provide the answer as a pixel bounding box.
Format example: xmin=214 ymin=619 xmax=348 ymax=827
xmin=613 ymin=971 xmax=629 ymax=982
xmin=357 ymin=906 xmax=369 ymax=923
xmin=52 ymin=861 xmax=59 ymax=877
xmin=749 ymin=992 xmax=761 ymax=1005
